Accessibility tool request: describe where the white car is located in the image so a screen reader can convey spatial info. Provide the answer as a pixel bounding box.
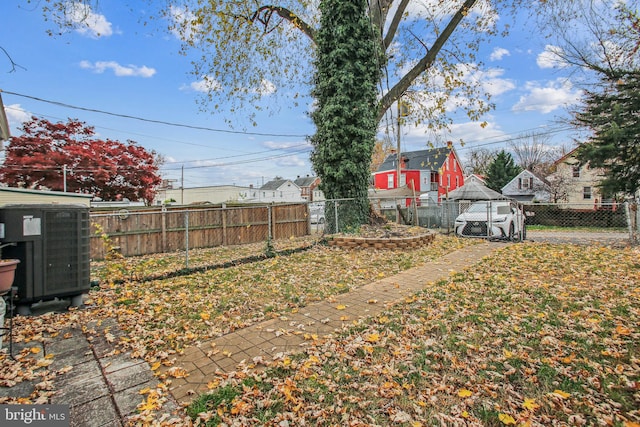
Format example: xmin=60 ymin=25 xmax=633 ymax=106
xmin=454 ymin=200 xmax=526 ymax=240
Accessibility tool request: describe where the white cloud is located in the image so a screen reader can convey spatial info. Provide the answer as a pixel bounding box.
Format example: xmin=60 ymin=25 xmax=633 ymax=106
xmin=537 ymin=45 xmax=568 ymax=69
xmin=80 ymin=60 xmax=156 ymax=77
xmin=473 ymin=67 xmax=515 ymax=97
xmin=257 ymin=79 xmax=276 ymax=96
xmin=512 ymin=78 xmax=582 ymax=114
xmin=262 ymin=141 xmax=310 ymax=151
xmin=448 ymin=121 xmax=506 ymax=144
xmin=4 ymin=104 xmax=31 ymax=128
xmin=184 ymin=76 xmax=222 ymax=92
xmin=490 ymin=47 xmax=510 ymax=61
xmin=275 ymin=155 xmax=306 ymax=167
xmin=169 ymin=6 xmax=200 ymax=41
xmin=66 ymin=2 xmax=113 ymax=38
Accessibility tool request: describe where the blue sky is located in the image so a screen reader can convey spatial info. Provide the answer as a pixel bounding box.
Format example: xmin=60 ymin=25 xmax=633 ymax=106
xmin=0 ymin=1 xmax=584 ymax=189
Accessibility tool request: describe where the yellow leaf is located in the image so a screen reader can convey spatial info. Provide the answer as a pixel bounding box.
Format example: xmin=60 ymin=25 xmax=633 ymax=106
xmin=377 ymin=272 xmax=385 ymax=278
xmin=552 ymin=389 xmax=570 ymax=399
xmin=616 ymin=325 xmax=631 ymax=335
xmin=30 ymin=347 xmax=41 ymax=354
xmin=498 ymin=413 xmax=516 ymax=425
xmin=457 ymin=389 xmax=472 ymax=398
xmin=367 ymin=299 xmax=378 ymax=304
xmin=461 ymin=411 xmax=469 ymax=418
xmin=336 ymin=304 xmax=346 ymax=310
xmin=200 ymin=312 xmax=210 ymax=320
xmin=340 ymin=315 xmax=349 ymax=321
xmin=150 ymin=361 xmax=161 ymax=371
xmin=366 ymin=333 xmax=380 ymax=343
xmin=523 ymin=398 xmax=540 ymax=411
xmin=138 ymin=387 xmax=151 ymax=395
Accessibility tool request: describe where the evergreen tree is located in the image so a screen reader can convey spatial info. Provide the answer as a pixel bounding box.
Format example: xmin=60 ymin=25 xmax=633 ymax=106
xmin=575 ymin=72 xmax=640 ymax=196
xmin=485 ymin=150 xmax=522 ymax=192
xmin=310 ymin=0 xmax=381 ymax=232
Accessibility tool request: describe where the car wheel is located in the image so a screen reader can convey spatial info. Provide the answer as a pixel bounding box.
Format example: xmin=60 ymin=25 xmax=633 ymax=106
xmin=521 ymin=223 xmax=527 ymax=241
xmin=508 ymin=222 xmax=514 ymax=240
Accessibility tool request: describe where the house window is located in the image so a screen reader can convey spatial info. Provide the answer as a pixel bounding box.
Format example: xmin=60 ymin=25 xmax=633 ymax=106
xmin=400 ymin=173 xmax=406 ymax=187
xmin=572 ymin=165 xmax=580 ymax=178
xmin=453 ymin=161 xmax=457 ymax=172
xmin=519 ymin=177 xmax=533 ymax=189
xmin=455 ymin=176 xmax=459 ymax=187
xmin=387 ymin=174 xmax=394 ymax=188
xmin=447 ymin=175 xmax=451 ymax=188
xmin=583 ymin=186 xmax=592 ymax=199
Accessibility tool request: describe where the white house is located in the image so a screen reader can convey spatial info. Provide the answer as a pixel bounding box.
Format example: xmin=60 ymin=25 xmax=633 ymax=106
xmin=153 ymin=185 xmax=252 ymax=205
xmin=547 ymin=147 xmax=606 ymax=208
xmin=250 ymin=178 xmax=305 ymax=203
xmin=502 ymin=170 xmax=551 ymax=202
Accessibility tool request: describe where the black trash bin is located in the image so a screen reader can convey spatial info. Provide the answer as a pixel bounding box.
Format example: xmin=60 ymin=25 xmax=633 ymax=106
xmin=0 ymin=204 xmax=91 ymax=313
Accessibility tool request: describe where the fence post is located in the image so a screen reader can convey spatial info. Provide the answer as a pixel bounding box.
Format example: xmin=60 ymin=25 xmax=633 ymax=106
xmin=161 ymin=205 xmax=167 ymax=253
xmin=268 ymin=205 xmax=273 ymax=240
xmin=222 ymin=205 xmax=228 ymax=246
xmin=334 ymin=201 xmax=339 ymax=233
xmin=625 ymin=201 xmax=639 ymax=244
xmin=184 ymin=209 xmax=190 ymax=268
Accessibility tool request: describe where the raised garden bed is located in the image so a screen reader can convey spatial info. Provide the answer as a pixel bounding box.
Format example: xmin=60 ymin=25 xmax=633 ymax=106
xmin=327 ymin=225 xmax=436 ymax=249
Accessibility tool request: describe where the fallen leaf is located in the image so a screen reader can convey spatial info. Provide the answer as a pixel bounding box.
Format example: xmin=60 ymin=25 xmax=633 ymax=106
xmin=457 ymin=389 xmax=472 ymax=398
xmin=498 ymin=413 xmax=516 ymax=425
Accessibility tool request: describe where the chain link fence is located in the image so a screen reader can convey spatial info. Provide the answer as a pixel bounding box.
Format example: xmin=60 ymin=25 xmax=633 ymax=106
xmin=314 ymin=198 xmax=639 ymax=245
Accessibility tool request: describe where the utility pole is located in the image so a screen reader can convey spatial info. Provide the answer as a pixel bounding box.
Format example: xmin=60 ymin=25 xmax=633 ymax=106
xmin=63 ymin=165 xmax=67 ymax=192
xmin=396 ymin=100 xmax=401 ymax=189
xmin=181 ymin=165 xmax=184 ymax=205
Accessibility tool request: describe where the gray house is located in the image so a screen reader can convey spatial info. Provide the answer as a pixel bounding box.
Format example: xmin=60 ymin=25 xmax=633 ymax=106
xmin=502 ymin=170 xmax=551 ymax=202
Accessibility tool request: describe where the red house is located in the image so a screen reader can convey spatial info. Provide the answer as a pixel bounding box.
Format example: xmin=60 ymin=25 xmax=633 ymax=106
xmin=372 ymin=145 xmax=465 ymax=205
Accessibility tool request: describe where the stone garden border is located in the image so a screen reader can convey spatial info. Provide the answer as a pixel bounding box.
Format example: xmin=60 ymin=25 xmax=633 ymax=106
xmin=326 ymin=231 xmax=436 ymax=249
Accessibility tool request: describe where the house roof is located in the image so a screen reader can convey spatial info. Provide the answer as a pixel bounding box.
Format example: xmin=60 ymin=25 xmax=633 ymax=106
xmin=447 ymin=181 xmax=507 ymax=201
xmin=503 ymin=169 xmax=550 ymax=188
xmin=553 ymin=145 xmax=581 ymax=166
xmin=376 ymin=147 xmax=452 ymax=172
xmin=294 ymin=176 xmax=318 ymax=188
xmin=260 ymin=179 xmax=298 ymax=191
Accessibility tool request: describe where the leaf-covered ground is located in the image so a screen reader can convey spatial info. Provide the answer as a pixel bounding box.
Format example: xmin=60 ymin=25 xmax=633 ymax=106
xmin=0 ymin=236 xmax=473 ymax=406
xmin=187 ymin=243 xmax=640 ymax=427
xmin=1 ymin=237 xmax=638 ymax=427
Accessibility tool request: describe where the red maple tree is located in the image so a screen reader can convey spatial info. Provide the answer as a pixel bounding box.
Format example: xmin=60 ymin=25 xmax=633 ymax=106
xmin=0 ymin=117 xmax=162 ymax=204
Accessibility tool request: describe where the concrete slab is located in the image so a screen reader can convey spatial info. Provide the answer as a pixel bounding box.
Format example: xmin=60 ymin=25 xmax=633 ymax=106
xmin=70 ymin=395 xmax=120 ymax=427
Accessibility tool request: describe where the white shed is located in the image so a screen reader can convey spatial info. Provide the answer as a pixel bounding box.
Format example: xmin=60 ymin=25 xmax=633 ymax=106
xmin=0 ymin=187 xmax=93 ymax=207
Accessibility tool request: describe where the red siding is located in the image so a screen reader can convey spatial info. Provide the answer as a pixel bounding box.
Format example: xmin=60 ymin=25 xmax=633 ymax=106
xmin=372 ymin=150 xmax=465 ymax=203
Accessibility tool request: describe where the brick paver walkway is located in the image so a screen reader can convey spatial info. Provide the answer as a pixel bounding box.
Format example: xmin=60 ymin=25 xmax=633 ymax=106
xmin=164 ymin=241 xmax=506 ymax=403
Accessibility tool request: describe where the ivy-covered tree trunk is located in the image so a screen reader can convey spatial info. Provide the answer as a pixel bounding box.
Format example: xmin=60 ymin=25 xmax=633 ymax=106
xmin=310 ymin=0 xmax=381 ymax=233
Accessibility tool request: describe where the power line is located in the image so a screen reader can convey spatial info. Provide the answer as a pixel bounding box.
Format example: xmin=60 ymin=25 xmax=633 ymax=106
xmin=1 ymin=90 xmax=309 ymax=138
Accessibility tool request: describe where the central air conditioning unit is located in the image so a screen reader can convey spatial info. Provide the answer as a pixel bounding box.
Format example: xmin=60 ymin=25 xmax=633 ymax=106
xmin=0 ymin=204 xmax=91 ymax=314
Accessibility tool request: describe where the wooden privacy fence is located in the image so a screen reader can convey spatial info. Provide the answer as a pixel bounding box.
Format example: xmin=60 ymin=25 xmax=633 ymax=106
xmin=90 ymin=203 xmax=310 ymax=260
